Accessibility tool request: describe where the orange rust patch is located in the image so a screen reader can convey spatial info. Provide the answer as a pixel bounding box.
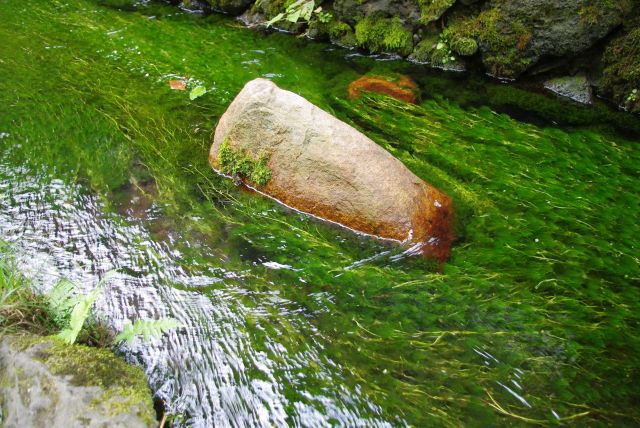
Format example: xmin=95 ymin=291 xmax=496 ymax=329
xmin=348 ymin=75 xmax=420 ymax=104
xmin=420 ymin=196 xmax=454 ymax=263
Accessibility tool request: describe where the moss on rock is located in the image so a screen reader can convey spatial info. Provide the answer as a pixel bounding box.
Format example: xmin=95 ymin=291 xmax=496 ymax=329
xmin=417 ymin=0 xmax=456 ymax=24
xmin=601 ymin=14 xmax=640 ymax=113
xmin=354 ymin=16 xmax=414 ymax=56
xmin=328 ymin=20 xmax=357 ymax=47
xmin=218 ymin=138 xmax=272 ymax=187
xmin=450 ymin=36 xmax=477 ymax=56
xmin=10 ymin=335 xmax=155 ymax=426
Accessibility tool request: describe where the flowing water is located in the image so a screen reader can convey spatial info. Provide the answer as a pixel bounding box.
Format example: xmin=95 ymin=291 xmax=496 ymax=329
xmin=0 ymin=0 xmax=639 ymax=426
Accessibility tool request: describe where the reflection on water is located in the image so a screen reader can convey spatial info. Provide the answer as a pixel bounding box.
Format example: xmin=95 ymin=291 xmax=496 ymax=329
xmin=0 ymin=162 xmax=395 ymax=427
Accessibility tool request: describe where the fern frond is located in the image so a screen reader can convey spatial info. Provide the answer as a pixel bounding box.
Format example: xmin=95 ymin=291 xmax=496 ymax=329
xmin=115 ymin=318 xmax=182 ymax=345
xmin=55 ymin=286 xmax=103 ymax=344
xmin=48 ymin=278 xmax=77 ymax=323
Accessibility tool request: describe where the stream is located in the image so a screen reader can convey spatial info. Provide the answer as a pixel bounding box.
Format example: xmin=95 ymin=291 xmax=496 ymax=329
xmin=0 ymin=0 xmax=639 ymax=426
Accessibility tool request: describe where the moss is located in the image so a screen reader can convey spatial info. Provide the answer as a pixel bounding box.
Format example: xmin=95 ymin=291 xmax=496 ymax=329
xmin=447 ymin=7 xmax=532 ymax=77
xmin=578 ymin=0 xmax=632 ymax=27
xmin=409 ymin=35 xmax=438 ymax=62
xmin=11 ymin=335 xmax=155 ymax=426
xmin=450 ymin=36 xmax=477 ymax=56
xmin=601 ymin=15 xmax=640 ymax=113
xmin=218 ymin=138 xmax=272 ymax=187
xmin=328 ymin=20 xmax=357 ymax=47
xmin=416 ymin=0 xmax=456 ymax=24
xmin=354 ymin=16 xmax=414 ymax=56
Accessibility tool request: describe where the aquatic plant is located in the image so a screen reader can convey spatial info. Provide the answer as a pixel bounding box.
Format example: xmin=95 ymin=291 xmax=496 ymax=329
xmin=115 ymin=319 xmax=183 ymax=345
xmin=0 ymin=0 xmax=639 ymax=425
xmin=265 ymin=0 xmax=329 ymax=28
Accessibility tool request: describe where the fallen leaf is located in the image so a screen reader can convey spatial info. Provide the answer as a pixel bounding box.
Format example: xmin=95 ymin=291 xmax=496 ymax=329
xmin=169 ymin=80 xmax=186 ymax=91
xmin=189 ymin=85 xmax=207 ymax=100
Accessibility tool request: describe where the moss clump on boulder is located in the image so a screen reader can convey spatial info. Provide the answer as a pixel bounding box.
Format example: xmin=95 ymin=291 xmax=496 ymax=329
xmin=408 ymin=36 xmax=438 ymax=62
xmin=328 ymin=20 xmax=357 ymax=47
xmin=218 ymin=138 xmax=272 ymax=187
xmin=354 ymin=16 xmax=414 ymax=56
xmin=601 ymin=15 xmax=640 ymax=113
xmin=417 ymin=0 xmax=456 ymax=24
xmin=450 ymin=36 xmax=478 ymax=56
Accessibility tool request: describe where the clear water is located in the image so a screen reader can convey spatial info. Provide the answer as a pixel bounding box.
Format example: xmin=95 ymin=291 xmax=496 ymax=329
xmin=0 ymin=0 xmax=639 ymax=426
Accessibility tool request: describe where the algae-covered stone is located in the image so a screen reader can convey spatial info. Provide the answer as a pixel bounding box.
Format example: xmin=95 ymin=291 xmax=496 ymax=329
xmin=354 ymin=16 xmax=414 ymax=56
xmin=210 ymin=79 xmax=454 ymax=260
xmin=449 ymin=0 xmax=631 ymax=78
xmin=0 ymin=334 xmax=155 ymax=428
xmin=601 ymin=12 xmax=640 ymax=113
xmin=333 ymin=0 xmax=422 ymax=29
xmin=348 ymin=74 xmax=420 ymax=104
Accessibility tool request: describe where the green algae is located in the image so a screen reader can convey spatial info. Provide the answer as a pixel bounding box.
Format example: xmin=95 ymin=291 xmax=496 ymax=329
xmin=0 ymin=0 xmax=639 ymax=425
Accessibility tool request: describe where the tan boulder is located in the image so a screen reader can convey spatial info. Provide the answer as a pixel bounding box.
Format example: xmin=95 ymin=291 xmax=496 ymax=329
xmin=209 ymin=78 xmax=453 ymax=260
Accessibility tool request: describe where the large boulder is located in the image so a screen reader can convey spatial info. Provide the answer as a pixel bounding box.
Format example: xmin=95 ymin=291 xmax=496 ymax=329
xmin=209 ymin=78 xmax=454 ymax=260
xmin=451 ymin=0 xmax=631 ymax=78
xmin=0 ymin=334 xmax=156 ymax=428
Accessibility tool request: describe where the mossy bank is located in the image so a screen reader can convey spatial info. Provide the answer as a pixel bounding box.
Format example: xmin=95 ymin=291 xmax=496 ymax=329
xmin=165 ymin=0 xmax=640 ymax=112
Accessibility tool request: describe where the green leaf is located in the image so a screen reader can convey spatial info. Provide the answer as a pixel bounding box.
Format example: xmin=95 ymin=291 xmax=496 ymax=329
xmin=285 ymin=0 xmax=306 ymax=12
xmin=48 ymin=278 xmax=77 ymax=321
xmin=300 ymin=1 xmax=314 ymax=21
xmin=55 ymin=287 xmax=102 ymax=344
xmin=53 ymin=270 xmax=116 ymax=344
xmin=189 ymin=85 xmax=207 ymax=100
xmin=114 ymin=318 xmax=182 ymax=345
xmin=286 ymin=9 xmax=301 ymax=23
xmin=266 ymin=12 xmax=284 ymax=27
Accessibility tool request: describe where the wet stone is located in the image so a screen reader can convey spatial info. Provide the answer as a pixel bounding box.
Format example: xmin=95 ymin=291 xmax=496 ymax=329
xmin=0 ymin=334 xmax=156 ymax=428
xmin=543 ymin=74 xmax=593 ymax=105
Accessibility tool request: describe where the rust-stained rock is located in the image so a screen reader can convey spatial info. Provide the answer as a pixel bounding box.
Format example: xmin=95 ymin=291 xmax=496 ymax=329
xmin=209 ymin=78 xmax=453 ymax=260
xmin=347 ymin=74 xmax=419 ymax=104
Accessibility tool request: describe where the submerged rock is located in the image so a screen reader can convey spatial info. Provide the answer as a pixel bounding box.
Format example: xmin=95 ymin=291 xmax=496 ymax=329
xmin=544 ymin=74 xmax=593 ymax=105
xmin=348 ymin=74 xmax=420 ymax=104
xmin=0 ymin=334 xmax=156 ymax=428
xmin=209 ymin=78 xmax=453 ymax=260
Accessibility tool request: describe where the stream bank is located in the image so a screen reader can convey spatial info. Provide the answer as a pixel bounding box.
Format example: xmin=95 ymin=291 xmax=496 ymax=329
xmin=169 ymin=0 xmax=640 ymax=114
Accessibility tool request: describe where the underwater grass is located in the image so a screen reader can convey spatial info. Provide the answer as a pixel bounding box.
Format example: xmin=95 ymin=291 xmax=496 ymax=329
xmin=0 ymin=0 xmax=639 ymax=425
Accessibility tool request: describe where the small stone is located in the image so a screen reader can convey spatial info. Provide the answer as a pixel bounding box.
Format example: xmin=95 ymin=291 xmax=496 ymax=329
xmin=543 ymin=73 xmax=593 ymax=105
